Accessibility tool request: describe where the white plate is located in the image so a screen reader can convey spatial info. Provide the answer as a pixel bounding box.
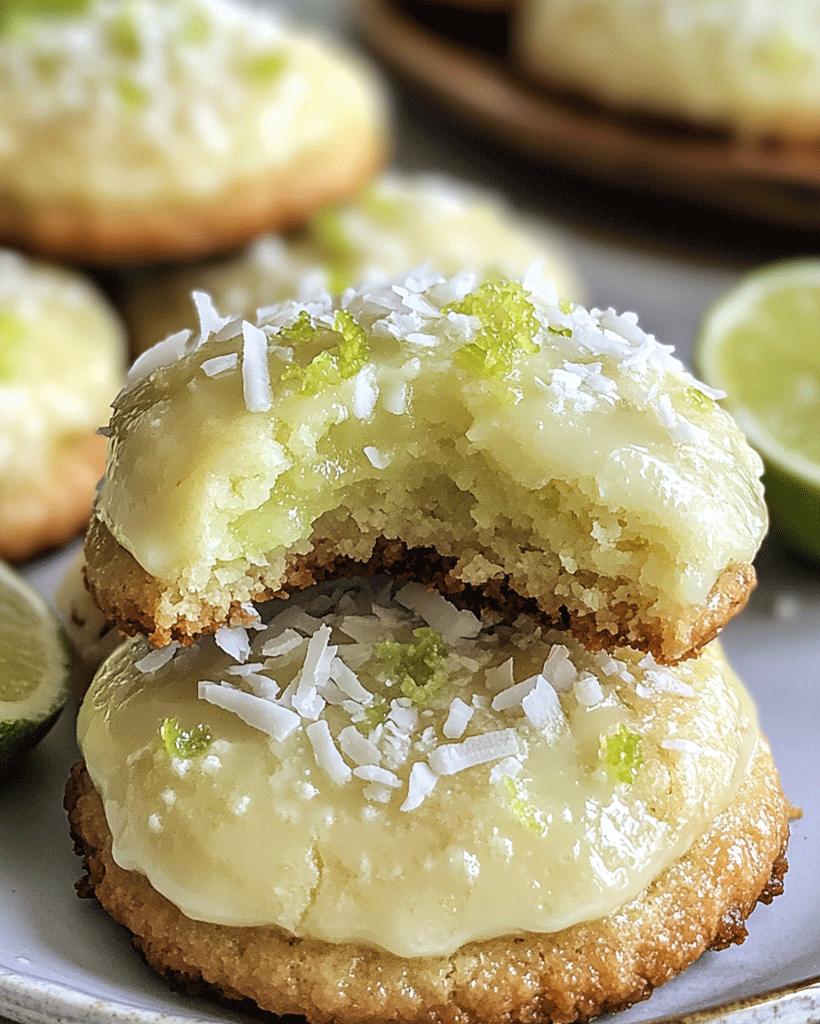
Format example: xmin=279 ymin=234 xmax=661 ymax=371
xmin=2 ymin=532 xmax=819 ymax=1024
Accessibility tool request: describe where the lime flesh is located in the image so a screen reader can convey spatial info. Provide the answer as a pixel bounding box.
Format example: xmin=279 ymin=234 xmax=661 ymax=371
xmin=697 ymin=259 xmax=820 ymax=561
xmin=0 ymin=560 xmax=72 ymax=772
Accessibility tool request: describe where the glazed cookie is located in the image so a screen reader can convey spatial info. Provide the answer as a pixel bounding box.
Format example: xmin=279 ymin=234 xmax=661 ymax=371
xmin=0 ymin=0 xmax=388 ymax=262
xmin=85 ymin=271 xmax=766 ymax=662
xmin=67 ymin=580 xmax=790 ymax=1023
xmin=123 ymin=173 xmax=583 ymax=357
xmin=0 ymin=249 xmax=125 ymax=561
xmin=515 ymin=0 xmax=820 ymax=140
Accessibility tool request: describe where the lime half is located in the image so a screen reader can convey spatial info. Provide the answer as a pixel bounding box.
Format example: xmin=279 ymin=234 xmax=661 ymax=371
xmin=697 ymin=259 xmax=820 ymax=561
xmin=0 ymin=560 xmax=72 ymax=772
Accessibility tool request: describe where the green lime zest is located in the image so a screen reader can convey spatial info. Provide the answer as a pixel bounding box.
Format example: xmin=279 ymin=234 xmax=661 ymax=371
xmin=108 ymin=12 xmax=140 ymax=58
xmin=0 ymin=0 xmax=89 ymax=32
xmin=245 ymin=51 xmax=287 ymax=82
xmin=116 ymin=77 xmax=147 ymax=109
xmin=182 ymin=9 xmax=210 ymax=43
xmin=0 ymin=310 xmax=26 ymax=378
xmin=280 ymin=310 xmax=318 ymax=344
xmin=600 ymin=724 xmax=643 ymax=784
xmin=502 ymin=776 xmax=548 ymax=836
xmin=361 ymin=697 xmax=389 ymax=730
xmin=445 ymin=279 xmax=539 ymax=378
xmin=685 ymin=385 xmax=715 ymax=413
xmin=376 ymin=627 xmax=449 ymax=706
xmin=160 ymin=717 xmax=212 ymax=759
xmin=359 ymin=186 xmax=405 ymax=225
xmin=281 ymin=310 xmax=369 ymax=394
xmin=333 ymin=309 xmax=369 ymax=377
xmin=558 ymin=297 xmax=574 ymax=315
xmin=311 ymin=208 xmax=357 ymax=295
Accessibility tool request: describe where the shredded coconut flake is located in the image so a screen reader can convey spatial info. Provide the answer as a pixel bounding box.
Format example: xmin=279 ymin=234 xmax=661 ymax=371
xmin=241 ymin=320 xmax=272 ymax=412
xmin=443 ymin=697 xmax=473 ymax=739
xmin=428 ymin=729 xmax=519 ymax=776
xmin=306 ymin=720 xmax=351 ymax=784
xmin=400 ymin=761 xmax=438 ymax=811
xmin=135 ymin=643 xmax=179 ymax=674
xmin=198 ymin=682 xmax=299 ymax=742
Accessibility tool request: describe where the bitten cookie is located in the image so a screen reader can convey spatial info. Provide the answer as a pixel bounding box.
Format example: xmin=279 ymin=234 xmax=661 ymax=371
xmin=0 ymin=0 xmax=389 ymax=262
xmin=122 ymin=173 xmax=583 ymax=357
xmin=0 ymin=249 xmax=125 ymax=561
xmin=515 ymin=0 xmax=820 ymax=141
xmin=85 ymin=271 xmax=765 ymax=662
xmin=66 ymin=580 xmax=790 ymax=1023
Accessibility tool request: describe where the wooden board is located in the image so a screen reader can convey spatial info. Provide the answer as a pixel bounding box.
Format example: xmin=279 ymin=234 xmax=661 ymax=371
xmin=359 ymin=0 xmax=820 ymax=230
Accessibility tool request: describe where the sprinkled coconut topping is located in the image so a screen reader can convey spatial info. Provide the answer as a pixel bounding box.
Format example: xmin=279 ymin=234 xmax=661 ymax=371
xmin=134 ymin=578 xmax=686 ymax=814
xmin=120 ymin=267 xmax=725 ymax=455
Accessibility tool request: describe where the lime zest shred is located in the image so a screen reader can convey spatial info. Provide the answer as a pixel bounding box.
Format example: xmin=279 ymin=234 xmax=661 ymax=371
xmin=0 ymin=310 xmax=26 ymax=378
xmin=281 ymin=310 xmax=370 ymax=394
xmin=0 ymin=0 xmax=89 ymax=32
xmin=361 ymin=697 xmax=389 ymax=730
xmin=333 ymin=309 xmax=369 ymax=378
xmin=280 ymin=310 xmax=317 ymax=344
xmin=359 ymin=186 xmax=406 ymax=225
xmin=245 ymin=51 xmax=287 ymax=83
xmin=501 ymin=776 xmax=549 ymax=836
xmin=376 ymin=627 xmax=449 ymax=707
xmin=685 ymin=385 xmax=715 ymax=413
xmin=558 ymin=297 xmax=574 ymax=315
xmin=311 ymin=208 xmax=357 ymax=295
xmin=116 ymin=76 xmax=147 ymax=109
xmin=182 ymin=9 xmax=210 ymax=44
xmin=160 ymin=717 xmax=212 ymax=759
xmin=108 ymin=12 xmax=141 ymax=58
xmin=600 ymin=723 xmax=643 ymax=784
xmin=444 ymin=279 xmax=539 ymax=378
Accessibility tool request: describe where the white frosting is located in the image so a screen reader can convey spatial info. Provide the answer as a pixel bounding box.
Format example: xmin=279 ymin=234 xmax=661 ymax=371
xmin=78 ymin=579 xmax=759 ymax=956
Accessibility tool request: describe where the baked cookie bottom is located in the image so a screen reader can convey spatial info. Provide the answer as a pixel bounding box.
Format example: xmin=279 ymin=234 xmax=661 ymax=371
xmin=65 ymin=740 xmax=790 ymax=1024
xmin=84 ymin=516 xmax=755 ymax=664
xmin=0 ymin=123 xmax=386 ymax=265
xmin=0 ymin=433 xmax=106 ymax=562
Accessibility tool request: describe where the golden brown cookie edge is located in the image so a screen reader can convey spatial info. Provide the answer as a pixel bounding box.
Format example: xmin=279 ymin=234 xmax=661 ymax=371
xmin=0 ymin=123 xmax=386 ymax=265
xmin=83 ymin=516 xmax=756 ymax=663
xmin=64 ymin=739 xmax=790 ymax=1024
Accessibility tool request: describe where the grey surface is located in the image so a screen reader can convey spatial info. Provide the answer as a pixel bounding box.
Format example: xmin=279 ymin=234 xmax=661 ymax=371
xmin=3 ymin=0 xmax=820 ymax=1022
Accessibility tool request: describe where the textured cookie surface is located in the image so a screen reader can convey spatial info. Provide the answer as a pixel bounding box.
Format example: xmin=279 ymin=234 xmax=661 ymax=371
xmin=66 ymin=739 xmax=790 ymax=1024
xmin=0 ymin=0 xmax=388 ymax=261
xmin=0 ymin=249 xmax=125 ymax=560
xmin=515 ymin=0 xmax=820 ymax=140
xmin=87 ymin=272 xmax=766 ymax=662
xmin=123 ymin=172 xmax=583 ymax=356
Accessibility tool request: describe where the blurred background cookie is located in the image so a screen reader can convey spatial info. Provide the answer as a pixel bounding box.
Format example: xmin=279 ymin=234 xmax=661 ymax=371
xmin=514 ymin=0 xmax=820 ymax=140
xmin=0 ymin=0 xmax=389 ymax=263
xmin=122 ymin=172 xmax=584 ymax=355
xmin=0 ymin=248 xmax=125 ymax=562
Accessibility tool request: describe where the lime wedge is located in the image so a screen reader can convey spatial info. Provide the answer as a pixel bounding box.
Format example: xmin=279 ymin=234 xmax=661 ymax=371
xmin=0 ymin=560 xmax=72 ymax=772
xmin=697 ymin=259 xmax=820 ymax=561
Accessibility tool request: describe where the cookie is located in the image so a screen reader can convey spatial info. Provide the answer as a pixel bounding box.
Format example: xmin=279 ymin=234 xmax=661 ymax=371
xmin=514 ymin=0 xmax=820 ymax=141
xmin=66 ymin=580 xmax=791 ymax=1023
xmin=85 ymin=271 xmax=765 ymax=662
xmin=0 ymin=249 xmax=125 ymax=561
xmin=0 ymin=0 xmax=388 ymax=263
xmin=122 ymin=172 xmax=583 ymax=356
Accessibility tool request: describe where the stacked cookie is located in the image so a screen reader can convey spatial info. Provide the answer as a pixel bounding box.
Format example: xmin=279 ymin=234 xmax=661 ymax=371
xmin=67 ymin=269 xmax=792 ymax=1022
